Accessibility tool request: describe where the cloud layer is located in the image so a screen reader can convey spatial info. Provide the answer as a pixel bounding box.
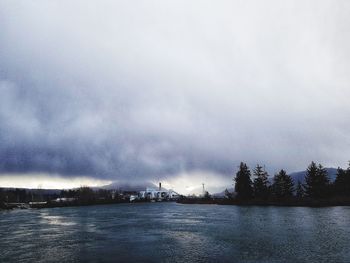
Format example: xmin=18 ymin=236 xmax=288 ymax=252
xmin=1 ymin=1 xmax=350 ymax=185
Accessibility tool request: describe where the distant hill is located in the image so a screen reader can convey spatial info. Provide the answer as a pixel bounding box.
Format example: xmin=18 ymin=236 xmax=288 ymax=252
xmin=100 ymin=181 xmax=161 ymax=191
xmin=289 ymin=168 xmax=338 ymax=184
xmin=0 ymin=182 xmax=162 ymax=193
xmin=212 ymin=188 xmax=234 ymax=198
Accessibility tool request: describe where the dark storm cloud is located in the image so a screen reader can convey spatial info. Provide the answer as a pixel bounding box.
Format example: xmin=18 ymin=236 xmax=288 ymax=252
xmin=1 ymin=0 xmax=350 ymax=182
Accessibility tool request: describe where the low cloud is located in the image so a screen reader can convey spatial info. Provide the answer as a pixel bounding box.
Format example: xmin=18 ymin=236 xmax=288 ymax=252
xmin=0 ymin=173 xmax=111 ymax=189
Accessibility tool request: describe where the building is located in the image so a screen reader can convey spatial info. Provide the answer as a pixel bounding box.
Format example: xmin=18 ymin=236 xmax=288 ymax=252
xmin=131 ymin=183 xmax=180 ymax=202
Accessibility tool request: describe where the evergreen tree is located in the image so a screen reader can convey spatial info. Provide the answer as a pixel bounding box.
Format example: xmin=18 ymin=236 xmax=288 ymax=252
xmin=203 ymin=191 xmax=211 ymax=200
xmin=78 ymin=186 xmax=95 ymax=203
xmin=304 ymin=162 xmax=330 ymax=199
xmin=304 ymin=161 xmax=318 ymax=198
xmin=0 ymin=188 xmax=4 ymax=203
xmin=253 ymin=164 xmax=269 ymax=199
xmin=334 ymin=164 xmax=350 ymax=197
xmin=296 ymin=181 xmax=304 ymax=199
xmin=224 ymin=188 xmax=233 ymax=199
xmin=272 ymin=169 xmax=294 ymax=199
xmin=234 ymin=162 xmax=253 ymax=200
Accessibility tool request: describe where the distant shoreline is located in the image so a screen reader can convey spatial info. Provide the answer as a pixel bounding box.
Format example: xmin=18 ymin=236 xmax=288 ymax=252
xmin=177 ymin=198 xmax=350 ymax=207
xmin=0 ymin=199 xmax=177 ymax=210
xmin=3 ymin=198 xmax=350 ymax=210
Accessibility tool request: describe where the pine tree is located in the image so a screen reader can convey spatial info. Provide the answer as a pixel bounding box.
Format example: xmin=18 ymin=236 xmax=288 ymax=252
xmin=0 ymin=188 xmax=4 ymax=203
xmin=272 ymin=169 xmax=294 ymax=199
xmin=334 ymin=163 xmax=350 ymax=197
xmin=234 ymin=162 xmax=253 ymax=200
xmin=304 ymin=162 xmax=330 ymax=199
xmin=346 ymin=164 xmax=350 ymax=197
xmin=296 ymin=181 xmax=304 ymax=199
xmin=304 ymin=161 xmax=318 ymax=198
xmin=224 ymin=189 xmax=233 ymax=199
xmin=253 ymin=164 xmax=269 ymax=199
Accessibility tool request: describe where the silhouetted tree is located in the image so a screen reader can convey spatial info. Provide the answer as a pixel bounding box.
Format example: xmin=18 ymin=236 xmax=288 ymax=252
xmin=271 ymin=169 xmax=294 ymax=199
xmin=60 ymin=189 xmax=78 ymax=198
xmin=334 ymin=164 xmax=350 ymax=197
xmin=224 ymin=189 xmax=233 ymax=199
xmin=203 ymin=191 xmax=211 ymax=200
xmin=97 ymin=189 xmax=113 ymax=200
xmin=0 ymin=188 xmax=4 ymax=204
xmin=253 ymin=164 xmax=269 ymax=199
xmin=14 ymin=188 xmax=27 ymax=203
xmin=296 ymin=181 xmax=304 ymax=199
xmin=78 ymin=187 xmax=95 ymax=203
xmin=234 ymin=162 xmax=253 ymax=200
xmin=304 ymin=162 xmax=330 ymax=199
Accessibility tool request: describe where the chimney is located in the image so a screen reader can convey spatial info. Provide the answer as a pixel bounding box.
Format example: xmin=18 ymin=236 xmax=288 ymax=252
xmin=159 ymin=182 xmax=161 ymax=191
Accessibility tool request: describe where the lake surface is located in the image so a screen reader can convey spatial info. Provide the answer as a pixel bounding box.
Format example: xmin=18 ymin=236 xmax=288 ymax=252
xmin=1 ymin=203 xmax=350 ymax=263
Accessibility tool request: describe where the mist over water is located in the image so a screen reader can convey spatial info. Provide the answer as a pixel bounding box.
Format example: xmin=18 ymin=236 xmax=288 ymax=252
xmin=1 ymin=203 xmax=349 ymax=263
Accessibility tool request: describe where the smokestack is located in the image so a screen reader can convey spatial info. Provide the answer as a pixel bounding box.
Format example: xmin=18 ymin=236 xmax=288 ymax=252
xmin=159 ymin=182 xmax=161 ymax=191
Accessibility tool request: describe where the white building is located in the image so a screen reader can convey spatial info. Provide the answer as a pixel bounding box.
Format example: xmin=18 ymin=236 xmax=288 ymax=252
xmin=133 ymin=183 xmax=180 ymax=201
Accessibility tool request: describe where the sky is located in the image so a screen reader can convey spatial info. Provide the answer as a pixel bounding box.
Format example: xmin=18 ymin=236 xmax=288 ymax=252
xmin=0 ymin=1 xmax=350 ymax=193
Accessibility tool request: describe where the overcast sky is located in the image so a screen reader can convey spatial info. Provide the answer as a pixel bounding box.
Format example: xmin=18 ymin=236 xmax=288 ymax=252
xmin=0 ymin=1 xmax=350 ymax=192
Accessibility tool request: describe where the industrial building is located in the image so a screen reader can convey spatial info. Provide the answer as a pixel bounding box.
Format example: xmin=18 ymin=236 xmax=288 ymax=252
xmin=130 ymin=183 xmax=180 ymax=202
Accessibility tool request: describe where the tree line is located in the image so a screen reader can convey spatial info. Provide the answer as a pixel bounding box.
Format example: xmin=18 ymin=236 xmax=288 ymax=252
xmin=233 ymin=161 xmax=350 ymax=202
xmin=0 ymin=187 xmax=128 ymax=209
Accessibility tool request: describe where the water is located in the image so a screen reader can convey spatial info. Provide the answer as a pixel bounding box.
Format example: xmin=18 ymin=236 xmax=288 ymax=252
xmin=1 ymin=203 xmax=350 ymax=263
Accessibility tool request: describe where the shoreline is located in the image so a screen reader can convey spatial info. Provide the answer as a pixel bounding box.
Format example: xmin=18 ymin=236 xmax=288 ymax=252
xmin=176 ymin=198 xmax=350 ymax=207
xmin=0 ymin=199 xmax=177 ymax=210
xmin=3 ymin=198 xmax=350 ymax=210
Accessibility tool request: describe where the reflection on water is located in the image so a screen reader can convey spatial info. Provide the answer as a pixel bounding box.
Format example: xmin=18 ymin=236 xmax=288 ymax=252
xmin=40 ymin=213 xmax=77 ymax=226
xmin=1 ymin=204 xmax=350 ymax=263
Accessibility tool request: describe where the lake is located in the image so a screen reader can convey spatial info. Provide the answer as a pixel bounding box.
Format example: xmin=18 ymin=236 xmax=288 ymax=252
xmin=1 ymin=203 xmax=350 ymax=263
